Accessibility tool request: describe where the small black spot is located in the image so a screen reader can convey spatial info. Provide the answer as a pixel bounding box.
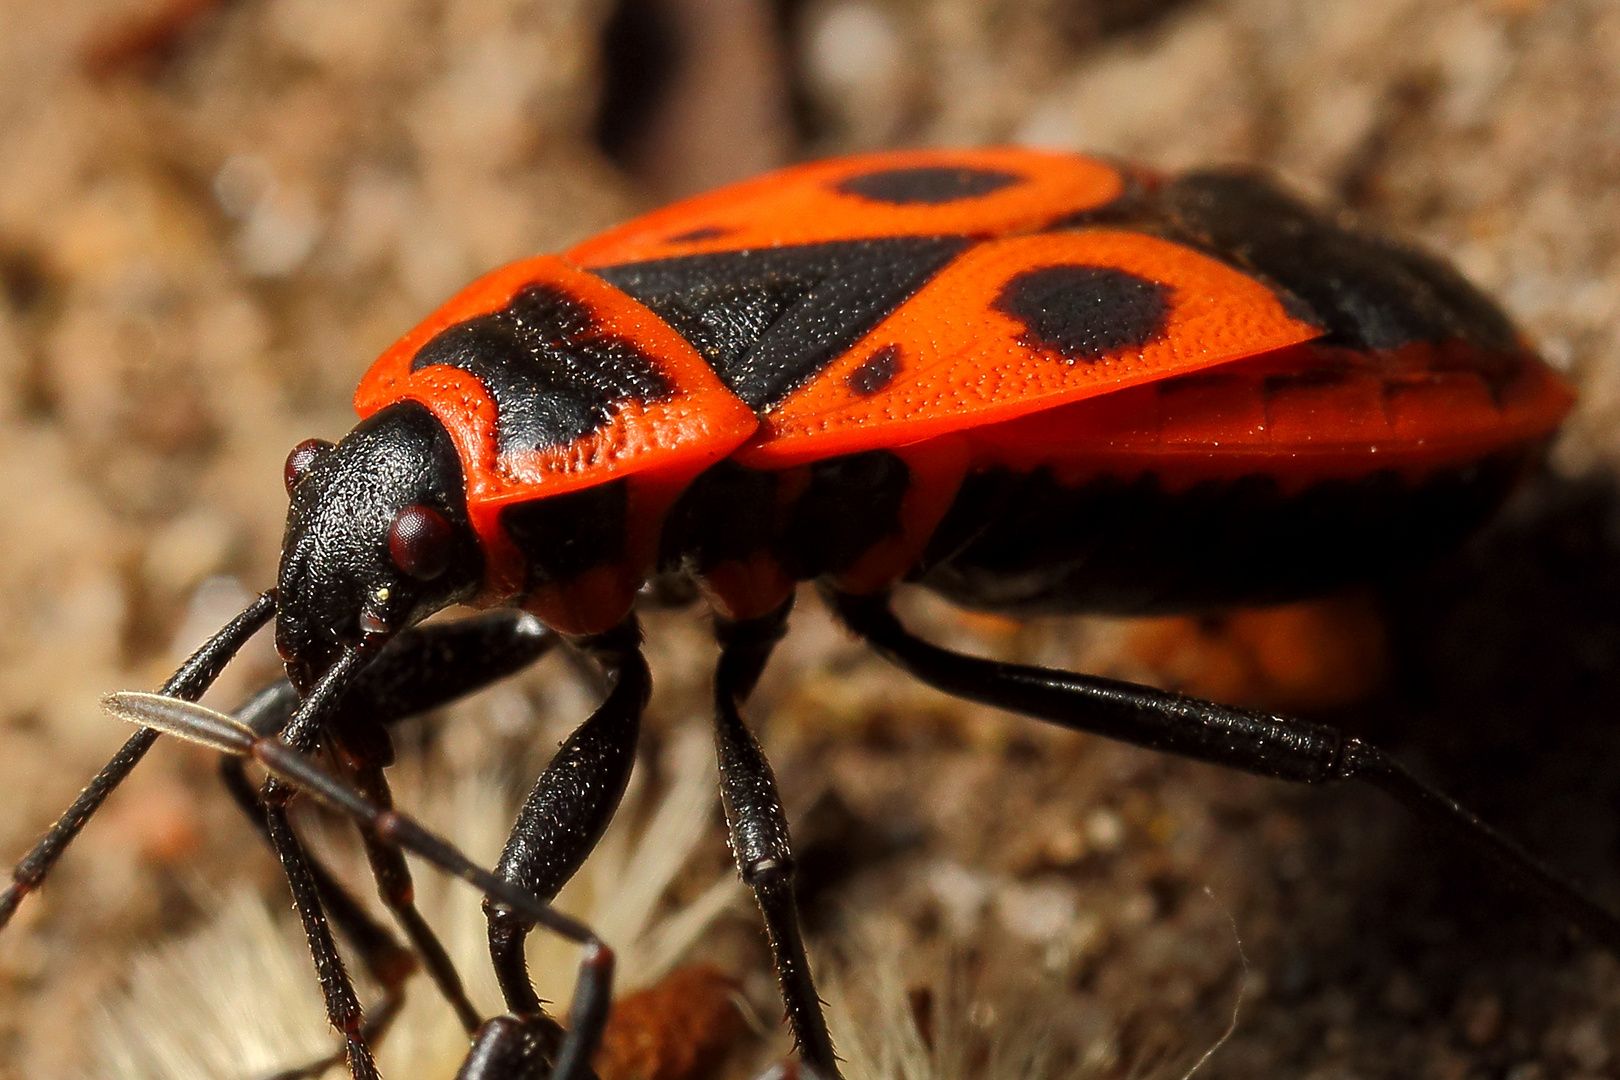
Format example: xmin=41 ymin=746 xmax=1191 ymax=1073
xmin=994 ymin=264 xmax=1171 ymax=362
xmin=667 ymin=226 xmax=731 ymax=243
xmin=835 ymin=167 xmax=1024 ymax=206
xmin=848 ymin=345 xmax=902 ymax=396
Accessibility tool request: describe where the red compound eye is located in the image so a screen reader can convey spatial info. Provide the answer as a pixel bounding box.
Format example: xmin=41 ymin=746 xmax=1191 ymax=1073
xmin=388 ymin=505 xmax=454 ymax=580
xmin=284 ymin=438 xmax=334 ymax=495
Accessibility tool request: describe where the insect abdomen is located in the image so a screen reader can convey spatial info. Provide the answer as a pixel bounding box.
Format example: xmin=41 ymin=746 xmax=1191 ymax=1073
xmin=914 ymin=454 xmax=1528 ymax=615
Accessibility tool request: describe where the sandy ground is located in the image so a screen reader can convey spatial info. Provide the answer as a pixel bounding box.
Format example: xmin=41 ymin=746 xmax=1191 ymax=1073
xmin=5 ymin=0 xmax=1620 ymax=1078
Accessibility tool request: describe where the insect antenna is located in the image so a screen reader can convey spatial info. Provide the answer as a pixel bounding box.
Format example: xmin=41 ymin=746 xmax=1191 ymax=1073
xmin=0 ymin=590 xmax=277 ymax=931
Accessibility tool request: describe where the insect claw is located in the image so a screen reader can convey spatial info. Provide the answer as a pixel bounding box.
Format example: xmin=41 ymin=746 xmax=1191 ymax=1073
xmin=102 ymin=691 xmax=258 ymax=757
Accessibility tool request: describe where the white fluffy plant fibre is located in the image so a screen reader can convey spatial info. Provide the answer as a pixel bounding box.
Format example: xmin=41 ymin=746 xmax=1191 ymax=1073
xmin=821 ymin=917 xmax=1245 ymax=1080
xmin=823 ymin=920 xmax=1109 ymax=1080
xmin=93 ymin=722 xmax=744 ymax=1080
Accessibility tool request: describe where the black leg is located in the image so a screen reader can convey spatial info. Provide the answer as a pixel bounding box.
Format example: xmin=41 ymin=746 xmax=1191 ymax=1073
xmin=249 ymin=609 xmax=560 ymax=781
xmin=227 ymin=612 xmax=564 ymax=1068
xmin=228 ymin=678 xmax=421 ymax=1006
xmin=0 ymin=591 xmax=275 ymax=930
xmin=713 ymin=598 xmax=840 ymax=1080
xmin=455 ymin=1015 xmax=559 ymax=1080
xmin=830 ymin=589 xmax=1620 ymax=958
xmin=259 ymin=992 xmax=408 ymax=1080
xmin=265 ymin=802 xmax=381 ymax=1080
xmin=223 ymin=755 xmax=413 ymax=1080
xmin=225 ymin=741 xmax=473 ymax=1068
xmin=487 ymin=617 xmax=650 ymax=1019
xmin=106 ymin=688 xmax=621 ymax=1080
xmin=329 ymin=610 xmax=560 ymax=734
xmin=222 ymin=755 xmax=420 ymax=997
xmin=454 ymin=1018 xmax=834 ymax=1080
xmin=352 ymin=762 xmax=484 ymax=1033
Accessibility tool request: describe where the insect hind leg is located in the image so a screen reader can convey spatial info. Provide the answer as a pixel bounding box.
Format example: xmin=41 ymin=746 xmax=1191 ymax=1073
xmin=712 ymin=598 xmax=840 ymax=1080
xmin=829 ymin=587 xmax=1620 ymax=959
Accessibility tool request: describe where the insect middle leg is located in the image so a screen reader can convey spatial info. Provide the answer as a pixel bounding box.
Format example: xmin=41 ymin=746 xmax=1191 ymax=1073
xmin=830 ymin=588 xmax=1620 ymax=957
xmin=484 ymin=616 xmax=650 ymax=1034
xmin=712 ymin=598 xmax=839 ymax=1080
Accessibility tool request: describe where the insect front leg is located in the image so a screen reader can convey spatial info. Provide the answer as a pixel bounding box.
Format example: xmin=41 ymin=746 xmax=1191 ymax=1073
xmin=332 ymin=611 xmax=561 ymax=1035
xmin=225 ymin=611 xmax=563 ymax=1075
xmin=226 ymin=681 xmax=423 ymax=1059
xmin=351 ymin=764 xmax=485 ymax=1033
xmin=105 ymin=688 xmax=619 ymax=1080
xmin=252 ymin=648 xmax=393 ymax=1080
xmin=234 ymin=629 xmax=461 ymax=1080
xmin=712 ymin=598 xmax=840 ymax=1080
xmin=220 ymin=755 xmax=417 ymax=1080
xmin=830 ymin=588 xmax=1620 ymax=959
xmin=484 ymin=616 xmax=650 ymax=1035
xmin=265 ymin=798 xmax=382 ymax=1080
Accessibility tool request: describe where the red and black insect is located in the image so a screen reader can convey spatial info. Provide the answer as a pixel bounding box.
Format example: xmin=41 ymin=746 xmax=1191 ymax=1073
xmin=0 ymin=146 xmax=1601 ymax=1080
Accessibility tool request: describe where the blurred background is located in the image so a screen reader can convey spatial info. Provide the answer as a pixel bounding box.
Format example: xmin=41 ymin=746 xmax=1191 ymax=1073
xmin=4 ymin=0 xmax=1620 ymax=1078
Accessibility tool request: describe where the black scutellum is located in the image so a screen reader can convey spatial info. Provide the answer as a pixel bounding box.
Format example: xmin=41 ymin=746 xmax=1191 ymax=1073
xmin=594 ymin=236 xmax=968 ymax=410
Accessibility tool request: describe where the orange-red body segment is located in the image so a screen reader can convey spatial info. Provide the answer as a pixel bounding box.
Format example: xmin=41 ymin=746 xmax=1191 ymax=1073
xmin=965 ymin=341 xmax=1576 ymax=492
xmin=567 ymin=147 xmax=1129 ymax=266
xmin=732 ymin=230 xmax=1324 ymax=468
xmin=353 ymin=148 xmax=1575 ymax=634
xmin=356 ymin=255 xmax=757 ymax=605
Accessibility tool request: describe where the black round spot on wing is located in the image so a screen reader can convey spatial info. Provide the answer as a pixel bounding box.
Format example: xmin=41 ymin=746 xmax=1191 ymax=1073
xmin=848 ymin=345 xmax=902 ymax=396
xmin=834 ymin=166 xmax=1024 ymax=205
xmin=994 ymin=264 xmax=1171 ymax=362
xmin=667 ymin=225 xmax=732 ymax=243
